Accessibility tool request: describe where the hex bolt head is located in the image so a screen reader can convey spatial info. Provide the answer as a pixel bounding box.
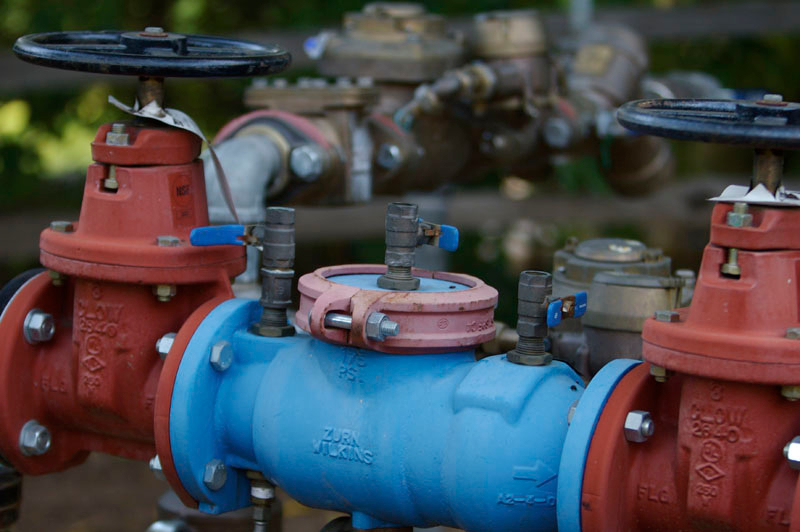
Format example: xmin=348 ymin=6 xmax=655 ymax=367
xmin=763 ymin=93 xmax=784 ymax=103
xmin=149 ymin=455 xmax=165 ymax=481
xmin=209 ymin=340 xmax=234 ymax=372
xmin=153 ymin=284 xmax=177 ymax=302
xmin=23 ymin=309 xmax=55 ymax=344
xmin=543 ymin=117 xmax=573 ymax=149
xmin=781 ymin=385 xmax=800 ymax=401
xmin=376 ymin=143 xmax=403 ymax=170
xmin=106 ymin=123 xmax=130 ymax=146
xmin=156 ymin=235 xmax=181 ymax=247
xmin=155 ymin=333 xmax=177 ymax=360
xmin=785 ymin=436 xmax=800 ymax=469
xmin=144 ymin=26 xmax=165 ymax=34
xmin=50 ymin=220 xmax=74 ymax=233
xmin=365 ymin=312 xmax=400 ymax=342
xmin=786 ymin=328 xmax=800 ymax=339
xmin=290 ymin=144 xmax=326 ymax=182
xmin=19 ymin=420 xmax=51 ymax=456
xmin=147 ymin=520 xmax=191 ymax=532
xmin=726 ymin=202 xmax=753 ymax=227
xmin=624 ymin=410 xmax=655 ymax=443
xmin=649 ymin=364 xmax=671 ymax=383
xmin=654 ymin=310 xmax=680 ymax=323
xmin=203 ymin=459 xmax=227 ymax=490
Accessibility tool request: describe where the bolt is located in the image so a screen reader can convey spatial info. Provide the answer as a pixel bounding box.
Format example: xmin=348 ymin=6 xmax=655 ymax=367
xmin=650 ymin=364 xmax=671 ymax=383
xmin=147 ymin=520 xmax=191 ymax=532
xmin=149 ymin=455 xmax=165 ymax=481
xmin=19 ymin=420 xmax=51 ymax=456
xmin=153 ymin=284 xmax=177 ymax=302
xmin=785 ymin=436 xmax=800 ymax=469
xmin=782 ymin=385 xmax=800 ymax=401
xmin=209 ymin=340 xmax=234 ymax=372
xmin=721 ymin=248 xmax=741 ymax=277
xmin=23 ymin=309 xmax=55 ymax=344
xmin=156 ymin=235 xmax=181 ymax=247
xmin=726 ymin=202 xmax=753 ymax=227
xmin=104 ymin=165 xmax=119 ymax=191
xmin=624 ymin=410 xmax=655 ymax=443
xmin=376 ymin=143 xmax=403 ymax=170
xmin=567 ymin=400 xmax=579 ymax=425
xmin=50 ymin=221 xmax=74 ymax=233
xmin=787 ymin=328 xmax=800 ymax=339
xmin=290 ymin=144 xmax=326 ymax=182
xmin=654 ymin=310 xmax=680 ymax=323
xmin=763 ymin=93 xmax=784 ymax=103
xmin=144 ymin=26 xmax=165 ymax=34
xmin=543 ymin=117 xmax=573 ymax=149
xmin=105 ymin=123 xmax=129 ymax=146
xmin=155 ymin=333 xmax=177 ymax=360
xmin=203 ymin=459 xmax=227 ymax=490
xmin=48 ymin=270 xmax=64 ymax=286
xmin=365 ymin=312 xmax=400 ymax=342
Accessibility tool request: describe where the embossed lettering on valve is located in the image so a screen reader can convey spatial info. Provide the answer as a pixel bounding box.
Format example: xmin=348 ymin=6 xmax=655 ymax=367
xmin=312 ymin=426 xmax=374 ymax=465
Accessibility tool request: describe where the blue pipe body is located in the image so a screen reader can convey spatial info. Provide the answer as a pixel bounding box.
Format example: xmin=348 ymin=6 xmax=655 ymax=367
xmin=168 ymin=299 xmax=587 ymax=530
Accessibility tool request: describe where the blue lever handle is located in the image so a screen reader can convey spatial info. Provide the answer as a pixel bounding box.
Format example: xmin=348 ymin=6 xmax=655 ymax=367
xmin=547 ymin=300 xmax=563 ymax=328
xmin=438 ymin=225 xmax=459 ymax=252
xmin=574 ymin=291 xmax=588 ymax=318
xmin=190 ymin=225 xmax=247 ymax=246
xmin=546 ymin=291 xmax=588 ymax=327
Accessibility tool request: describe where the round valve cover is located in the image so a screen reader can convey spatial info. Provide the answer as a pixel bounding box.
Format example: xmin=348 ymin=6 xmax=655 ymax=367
xmin=296 ymin=265 xmax=498 ymax=354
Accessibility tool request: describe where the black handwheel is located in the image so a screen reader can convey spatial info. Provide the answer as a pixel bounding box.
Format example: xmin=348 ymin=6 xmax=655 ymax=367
xmin=13 ymin=28 xmax=290 ymax=78
xmin=617 ymin=98 xmax=800 ymax=150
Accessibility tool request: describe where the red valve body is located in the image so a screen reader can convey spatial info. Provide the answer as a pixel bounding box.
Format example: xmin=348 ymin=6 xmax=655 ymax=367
xmin=581 ymin=202 xmax=800 ymax=530
xmin=0 ymin=123 xmax=245 ymax=474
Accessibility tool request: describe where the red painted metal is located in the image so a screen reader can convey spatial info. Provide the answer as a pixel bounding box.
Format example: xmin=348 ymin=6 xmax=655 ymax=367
xmin=0 ymin=123 xmax=243 ymax=475
xmin=581 ymin=201 xmax=800 ymax=530
xmin=296 ymin=264 xmax=498 ymax=354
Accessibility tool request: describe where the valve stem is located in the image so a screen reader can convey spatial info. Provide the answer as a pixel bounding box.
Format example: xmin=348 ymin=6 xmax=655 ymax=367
xmin=507 ymin=270 xmax=553 ymax=366
xmin=253 ymin=207 xmax=296 ymax=337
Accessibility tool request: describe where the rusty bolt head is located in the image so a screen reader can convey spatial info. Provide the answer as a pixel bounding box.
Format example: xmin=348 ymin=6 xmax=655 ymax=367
xmin=23 ymin=309 xmax=55 ymax=344
xmin=155 ymin=333 xmax=177 ymax=360
xmin=19 ymin=420 xmax=51 ymax=456
xmin=654 ymin=310 xmax=680 ymax=323
xmin=50 ymin=221 xmax=74 ymax=233
xmin=203 ymin=459 xmax=227 ymax=490
xmin=153 ymin=284 xmax=177 ymax=302
xmin=624 ymin=410 xmax=655 ymax=443
xmin=785 ymin=436 xmax=800 ymax=469
xmin=209 ymin=340 xmax=234 ymax=372
xmin=149 ymin=455 xmax=165 ymax=481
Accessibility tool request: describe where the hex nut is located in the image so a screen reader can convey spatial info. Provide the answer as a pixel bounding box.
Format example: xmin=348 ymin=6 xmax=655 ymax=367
xmin=781 ymin=385 xmax=800 ymax=401
xmin=50 ymin=220 xmax=74 ymax=233
xmin=203 ymin=459 xmax=227 ymax=490
xmin=785 ymin=436 xmax=800 ymax=469
xmin=153 ymin=284 xmax=177 ymax=302
xmin=23 ymin=309 xmax=56 ymax=344
xmin=654 ymin=310 xmax=679 ymax=323
xmin=624 ymin=410 xmax=655 ymax=443
xmin=106 ymin=123 xmax=129 ymax=146
xmin=210 ymin=340 xmax=234 ymax=372
xmin=726 ymin=211 xmax=753 ymax=228
xmin=290 ymin=144 xmax=326 ymax=182
xmin=146 ymin=520 xmax=191 ymax=532
xmin=365 ymin=312 xmax=400 ymax=342
xmin=376 ymin=143 xmax=403 ymax=170
xmin=155 ymin=333 xmax=177 ymax=360
xmin=649 ymin=364 xmax=671 ymax=383
xmin=786 ymin=328 xmax=800 ymax=339
xmin=19 ymin=420 xmax=51 ymax=456
xmin=156 ymin=235 xmax=181 ymax=247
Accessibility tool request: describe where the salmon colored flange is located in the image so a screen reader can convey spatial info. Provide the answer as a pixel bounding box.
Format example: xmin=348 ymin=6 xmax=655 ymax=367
xmin=296 ymin=264 xmax=499 ymax=354
xmin=710 ymin=202 xmax=800 ymax=251
xmin=154 ymin=296 xmax=231 ymax=510
xmin=91 ymin=123 xmax=201 ymax=166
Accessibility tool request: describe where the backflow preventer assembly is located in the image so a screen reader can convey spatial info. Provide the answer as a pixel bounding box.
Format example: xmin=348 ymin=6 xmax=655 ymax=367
xmin=3 ymin=20 xmax=800 ymax=532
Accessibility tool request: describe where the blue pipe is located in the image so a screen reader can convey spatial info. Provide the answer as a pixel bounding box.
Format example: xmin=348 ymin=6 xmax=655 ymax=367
xmin=166 ymin=299 xmax=628 ymax=530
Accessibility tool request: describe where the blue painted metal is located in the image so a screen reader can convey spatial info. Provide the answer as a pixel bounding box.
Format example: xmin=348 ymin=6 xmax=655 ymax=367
xmin=190 ymin=224 xmax=246 ymax=246
xmin=169 ymin=298 xmax=586 ymax=530
xmin=326 ymin=274 xmax=469 ymax=292
xmin=556 ymin=358 xmax=641 ymax=532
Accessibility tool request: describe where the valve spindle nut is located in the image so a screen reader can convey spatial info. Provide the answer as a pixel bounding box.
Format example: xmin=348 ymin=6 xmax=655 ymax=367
xmin=624 ymin=410 xmax=655 ymax=442
xmin=155 ymin=333 xmax=177 ymax=360
xmin=365 ymin=312 xmax=401 ymax=342
xmin=209 ymin=340 xmax=234 ymax=372
xmin=784 ymin=436 xmax=800 ymax=469
xmin=149 ymin=455 xmax=165 ymax=480
xmin=203 ymin=459 xmax=227 ymax=490
xmin=23 ymin=309 xmax=55 ymax=344
xmin=378 ymin=202 xmax=421 ymax=291
xmin=19 ymin=420 xmax=51 ymax=456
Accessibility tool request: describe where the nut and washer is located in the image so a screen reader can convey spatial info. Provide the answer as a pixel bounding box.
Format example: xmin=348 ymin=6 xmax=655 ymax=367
xmin=23 ymin=309 xmax=55 ymax=344
xmin=19 ymin=420 xmax=51 ymax=456
xmin=624 ymin=410 xmax=655 ymax=443
xmin=203 ymin=459 xmax=227 ymax=490
xmin=50 ymin=220 xmax=74 ymax=233
xmin=784 ymin=436 xmax=800 ymax=469
xmin=726 ymin=202 xmax=753 ymax=228
xmin=153 ymin=284 xmax=177 ymax=302
xmin=209 ymin=340 xmax=234 ymax=372
xmin=105 ymin=123 xmax=129 ymax=146
xmin=149 ymin=455 xmax=165 ymax=480
xmin=365 ymin=312 xmax=400 ymax=342
xmin=155 ymin=333 xmax=177 ymax=360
